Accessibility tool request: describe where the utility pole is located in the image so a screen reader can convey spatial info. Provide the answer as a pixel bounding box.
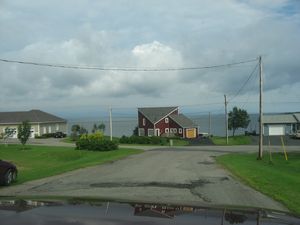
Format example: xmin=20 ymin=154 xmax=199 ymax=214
xmin=224 ymin=95 xmax=228 ymax=144
xmin=258 ymin=56 xmax=263 ymax=159
xmin=208 ymin=112 xmax=211 ymax=136
xmin=109 ymin=106 xmax=113 ymax=141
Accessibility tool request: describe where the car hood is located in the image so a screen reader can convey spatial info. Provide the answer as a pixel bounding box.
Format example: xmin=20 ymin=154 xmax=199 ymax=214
xmin=0 ymin=160 xmax=16 ymax=168
xmin=0 ymin=198 xmax=299 ymax=225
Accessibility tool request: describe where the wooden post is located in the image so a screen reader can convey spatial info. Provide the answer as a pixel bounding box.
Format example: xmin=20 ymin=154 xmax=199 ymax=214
xmin=258 ymin=56 xmax=263 ymax=159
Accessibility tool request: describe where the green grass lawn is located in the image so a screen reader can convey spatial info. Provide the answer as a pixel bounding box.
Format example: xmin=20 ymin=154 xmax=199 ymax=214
xmin=61 ymin=136 xmax=189 ymax=146
xmin=171 ymin=139 xmax=189 ymax=146
xmin=61 ymin=136 xmax=120 ymax=144
xmin=211 ymin=135 xmax=251 ymax=145
xmin=216 ymin=152 xmax=300 ymax=214
xmin=0 ymin=144 xmax=142 ymax=185
xmin=119 ymin=139 xmax=189 ymax=147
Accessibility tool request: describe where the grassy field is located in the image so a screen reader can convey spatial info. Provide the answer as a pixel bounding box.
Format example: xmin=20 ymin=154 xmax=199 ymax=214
xmin=0 ymin=144 xmax=142 ymax=185
xmin=61 ymin=136 xmax=120 ymax=143
xmin=62 ymin=137 xmax=189 ymax=146
xmin=216 ymin=152 xmax=300 ymax=214
xmin=211 ymin=135 xmax=251 ymax=145
xmin=171 ymin=139 xmax=189 ymax=146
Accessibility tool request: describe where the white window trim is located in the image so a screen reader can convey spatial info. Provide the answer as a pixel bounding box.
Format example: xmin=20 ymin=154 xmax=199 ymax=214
xmin=165 ymin=128 xmax=169 ymax=133
xmin=179 ymin=128 xmax=182 ymax=134
xmin=138 ymin=128 xmax=145 ymax=136
xmin=148 ymin=128 xmax=154 ymax=137
xmin=165 ymin=118 xmax=169 ymax=123
xmin=142 ymin=118 xmax=146 ymax=126
xmin=155 ymin=128 xmax=160 ymax=136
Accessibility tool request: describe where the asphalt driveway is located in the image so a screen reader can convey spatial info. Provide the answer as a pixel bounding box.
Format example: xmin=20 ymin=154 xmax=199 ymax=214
xmin=0 ymin=147 xmax=287 ymax=211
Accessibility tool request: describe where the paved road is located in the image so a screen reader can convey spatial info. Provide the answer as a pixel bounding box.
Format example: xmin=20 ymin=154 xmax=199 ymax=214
xmin=4 ymin=137 xmax=300 ymax=152
xmin=1 ymin=147 xmax=287 ymax=211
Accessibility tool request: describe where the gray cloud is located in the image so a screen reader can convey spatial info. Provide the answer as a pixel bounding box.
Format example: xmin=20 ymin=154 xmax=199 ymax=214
xmin=0 ymin=0 xmax=299 ymax=114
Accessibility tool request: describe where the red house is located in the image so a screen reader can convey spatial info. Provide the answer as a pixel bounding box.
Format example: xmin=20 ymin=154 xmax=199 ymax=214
xmin=138 ymin=106 xmax=198 ymax=138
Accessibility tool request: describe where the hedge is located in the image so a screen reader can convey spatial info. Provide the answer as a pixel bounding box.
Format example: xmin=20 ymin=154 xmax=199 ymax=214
xmin=119 ymin=135 xmax=168 ymax=145
xmin=75 ymin=132 xmax=118 ymax=151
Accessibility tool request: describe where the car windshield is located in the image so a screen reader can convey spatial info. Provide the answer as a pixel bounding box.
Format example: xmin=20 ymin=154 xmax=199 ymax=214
xmin=0 ymin=0 xmax=300 ymax=222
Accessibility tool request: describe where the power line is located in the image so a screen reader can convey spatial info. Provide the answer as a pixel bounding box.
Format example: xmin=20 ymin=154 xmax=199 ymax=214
xmin=0 ymin=58 xmax=258 ymax=72
xmin=228 ymin=62 xmax=259 ymax=102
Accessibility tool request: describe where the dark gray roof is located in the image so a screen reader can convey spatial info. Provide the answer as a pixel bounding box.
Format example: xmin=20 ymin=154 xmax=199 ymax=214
xmin=169 ymin=114 xmax=197 ymax=128
xmin=138 ymin=106 xmax=178 ymax=124
xmin=263 ymin=113 xmax=300 ymax=124
xmin=293 ymin=113 xmax=300 ymax=122
xmin=0 ymin=110 xmax=66 ymax=124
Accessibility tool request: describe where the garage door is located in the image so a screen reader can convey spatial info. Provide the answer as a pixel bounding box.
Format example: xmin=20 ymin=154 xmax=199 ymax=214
xmin=267 ymin=125 xmax=285 ymax=136
xmin=186 ymin=128 xmax=196 ymax=138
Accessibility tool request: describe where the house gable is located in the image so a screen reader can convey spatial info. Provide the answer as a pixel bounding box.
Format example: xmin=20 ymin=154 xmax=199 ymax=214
xmin=138 ymin=111 xmax=155 ymax=136
xmin=138 ymin=106 xmax=178 ymax=137
xmin=138 ymin=107 xmax=178 ymax=124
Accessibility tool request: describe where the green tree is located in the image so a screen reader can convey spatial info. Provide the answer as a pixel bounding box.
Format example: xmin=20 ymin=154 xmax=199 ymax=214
xmin=1 ymin=127 xmax=15 ymax=146
xmin=79 ymin=126 xmax=88 ymax=135
xmin=132 ymin=126 xmax=138 ymax=136
xmin=17 ymin=121 xmax=31 ymax=147
xmin=228 ymin=106 xmax=250 ymax=136
xmin=98 ymin=123 xmax=105 ymax=132
xmin=92 ymin=123 xmax=105 ymax=133
xmin=71 ymin=124 xmax=81 ymax=141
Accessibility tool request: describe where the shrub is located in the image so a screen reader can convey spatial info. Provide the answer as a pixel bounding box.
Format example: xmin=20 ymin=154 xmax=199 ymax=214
xmin=76 ymin=131 xmax=118 ymax=151
xmin=35 ymin=133 xmax=56 ymax=138
xmin=119 ymin=135 xmax=168 ymax=145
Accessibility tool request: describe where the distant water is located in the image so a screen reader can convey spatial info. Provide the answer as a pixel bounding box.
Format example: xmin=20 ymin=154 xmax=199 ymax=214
xmin=67 ymin=114 xmax=259 ymax=137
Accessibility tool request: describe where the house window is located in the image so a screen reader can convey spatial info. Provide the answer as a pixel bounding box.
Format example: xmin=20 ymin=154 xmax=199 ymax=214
xmin=170 ymin=128 xmax=176 ymax=133
xmin=56 ymin=123 xmax=59 ymax=131
xmin=142 ymin=118 xmax=146 ymax=126
xmin=49 ymin=126 xmax=52 ymax=133
xmin=179 ymin=128 xmax=182 ymax=134
xmin=165 ymin=128 xmax=169 ymax=133
xmin=138 ymin=128 xmax=145 ymax=136
xmin=165 ymin=118 xmax=169 ymax=123
xmin=148 ymin=129 xmax=154 ymax=137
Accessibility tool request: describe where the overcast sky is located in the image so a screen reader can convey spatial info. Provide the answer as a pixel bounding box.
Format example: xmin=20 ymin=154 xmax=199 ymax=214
xmin=0 ymin=0 xmax=299 ymax=118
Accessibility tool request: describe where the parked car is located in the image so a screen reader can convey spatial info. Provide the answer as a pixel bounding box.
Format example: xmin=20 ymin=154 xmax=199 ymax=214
xmin=0 ymin=160 xmax=18 ymax=186
xmin=290 ymin=130 xmax=300 ymax=139
xmin=54 ymin=132 xmax=67 ymax=138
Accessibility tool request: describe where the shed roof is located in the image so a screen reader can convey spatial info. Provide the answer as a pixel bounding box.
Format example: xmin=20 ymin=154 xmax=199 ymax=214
xmin=169 ymin=114 xmax=197 ymax=128
xmin=293 ymin=113 xmax=300 ymax=122
xmin=138 ymin=106 xmax=178 ymax=124
xmin=0 ymin=110 xmax=66 ymax=124
xmin=263 ymin=113 xmax=298 ymax=124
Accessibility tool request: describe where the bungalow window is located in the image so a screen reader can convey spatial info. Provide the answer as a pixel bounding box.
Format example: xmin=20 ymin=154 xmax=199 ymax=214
xmin=179 ymin=128 xmax=182 ymax=134
xmin=142 ymin=118 xmax=146 ymax=126
xmin=165 ymin=118 xmax=169 ymax=123
xmin=165 ymin=128 xmax=169 ymax=133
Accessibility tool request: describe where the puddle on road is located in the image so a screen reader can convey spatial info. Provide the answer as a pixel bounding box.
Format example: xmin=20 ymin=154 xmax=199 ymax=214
xmin=197 ymin=161 xmax=214 ymax=165
xmin=90 ymin=177 xmax=229 ymax=203
xmin=90 ymin=179 xmax=211 ymax=189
